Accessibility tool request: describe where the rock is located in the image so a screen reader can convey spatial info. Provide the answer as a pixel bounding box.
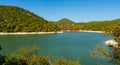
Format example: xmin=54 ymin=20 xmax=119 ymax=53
xmin=105 ymin=39 xmax=118 ymax=47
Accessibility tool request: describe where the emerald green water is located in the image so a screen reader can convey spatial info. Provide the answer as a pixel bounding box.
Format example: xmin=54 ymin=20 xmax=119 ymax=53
xmin=0 ymin=32 xmax=113 ymax=65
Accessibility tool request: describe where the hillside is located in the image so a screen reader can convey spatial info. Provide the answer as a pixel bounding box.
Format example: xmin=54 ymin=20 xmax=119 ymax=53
xmin=0 ymin=5 xmax=60 ymax=32
xmin=79 ymin=19 xmax=120 ymax=31
xmin=57 ymin=18 xmax=80 ymax=30
xmin=57 ymin=18 xmax=75 ymax=25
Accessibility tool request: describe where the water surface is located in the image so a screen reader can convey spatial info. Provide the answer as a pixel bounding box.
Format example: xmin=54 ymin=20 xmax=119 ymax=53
xmin=0 ymin=32 xmax=113 ymax=65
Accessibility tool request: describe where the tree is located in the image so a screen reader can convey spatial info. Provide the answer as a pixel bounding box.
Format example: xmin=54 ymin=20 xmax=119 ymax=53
xmin=0 ymin=46 xmax=80 ymax=65
xmin=91 ymin=24 xmax=120 ymax=65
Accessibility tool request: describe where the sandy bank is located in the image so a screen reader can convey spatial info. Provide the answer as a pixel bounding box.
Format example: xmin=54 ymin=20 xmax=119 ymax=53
xmin=79 ymin=30 xmax=105 ymax=33
xmin=0 ymin=31 xmax=63 ymax=35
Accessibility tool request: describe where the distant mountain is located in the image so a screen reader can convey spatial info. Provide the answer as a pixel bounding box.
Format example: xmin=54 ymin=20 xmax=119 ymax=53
xmin=57 ymin=18 xmax=75 ymax=25
xmin=48 ymin=21 xmax=57 ymax=23
xmin=0 ymin=5 xmax=60 ymax=32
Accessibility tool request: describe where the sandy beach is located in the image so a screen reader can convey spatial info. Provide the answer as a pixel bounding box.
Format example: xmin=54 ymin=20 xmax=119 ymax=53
xmin=0 ymin=31 xmax=63 ymax=35
xmin=79 ymin=30 xmax=105 ymax=33
xmin=0 ymin=30 xmax=104 ymax=35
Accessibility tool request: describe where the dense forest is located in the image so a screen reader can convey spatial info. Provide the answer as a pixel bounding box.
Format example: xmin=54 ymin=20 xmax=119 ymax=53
xmin=0 ymin=5 xmax=61 ymax=32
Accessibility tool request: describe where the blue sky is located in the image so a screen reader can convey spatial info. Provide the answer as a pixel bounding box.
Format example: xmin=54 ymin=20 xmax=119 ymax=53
xmin=0 ymin=0 xmax=120 ymax=22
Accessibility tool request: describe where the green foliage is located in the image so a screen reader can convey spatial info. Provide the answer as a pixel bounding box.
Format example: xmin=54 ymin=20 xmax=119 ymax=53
xmin=56 ymin=18 xmax=81 ymax=30
xmin=91 ymin=46 xmax=120 ymax=65
xmin=112 ymin=24 xmax=120 ymax=43
xmin=78 ymin=20 xmax=120 ymax=31
xmin=91 ymin=46 xmax=110 ymax=59
xmin=0 ymin=5 xmax=61 ymax=32
xmin=111 ymin=48 xmax=120 ymax=65
xmin=4 ymin=54 xmax=18 ymax=65
xmin=42 ymin=23 xmax=61 ymax=32
xmin=57 ymin=18 xmax=75 ymax=25
xmin=46 ymin=16 xmax=120 ymax=31
xmin=52 ymin=57 xmax=80 ymax=65
xmin=55 ymin=18 xmax=120 ymax=31
xmin=0 ymin=46 xmax=80 ymax=65
xmin=91 ymin=23 xmax=120 ymax=65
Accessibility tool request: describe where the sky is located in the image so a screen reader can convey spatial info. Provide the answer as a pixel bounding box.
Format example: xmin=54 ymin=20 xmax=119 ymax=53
xmin=0 ymin=0 xmax=120 ymax=22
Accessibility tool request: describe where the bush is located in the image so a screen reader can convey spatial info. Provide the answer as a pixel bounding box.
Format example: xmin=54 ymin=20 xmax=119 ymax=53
xmin=0 ymin=46 xmax=80 ymax=65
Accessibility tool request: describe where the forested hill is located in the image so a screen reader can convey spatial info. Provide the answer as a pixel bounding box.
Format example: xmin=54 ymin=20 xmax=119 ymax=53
xmin=79 ymin=19 xmax=120 ymax=31
xmin=56 ymin=18 xmax=120 ymax=31
xmin=0 ymin=5 xmax=60 ymax=32
xmin=57 ymin=18 xmax=75 ymax=25
xmin=56 ymin=18 xmax=80 ymax=30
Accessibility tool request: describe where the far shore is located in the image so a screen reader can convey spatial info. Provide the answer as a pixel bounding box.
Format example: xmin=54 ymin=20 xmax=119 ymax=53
xmin=78 ymin=30 xmax=105 ymax=33
xmin=63 ymin=30 xmax=105 ymax=33
xmin=0 ymin=30 xmax=105 ymax=35
xmin=0 ymin=31 xmax=63 ymax=35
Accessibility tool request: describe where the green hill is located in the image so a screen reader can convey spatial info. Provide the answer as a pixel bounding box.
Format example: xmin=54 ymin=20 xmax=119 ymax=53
xmin=0 ymin=5 xmax=60 ymax=32
xmin=79 ymin=19 xmax=120 ymax=31
xmin=57 ymin=18 xmax=75 ymax=25
xmin=57 ymin=18 xmax=79 ymax=30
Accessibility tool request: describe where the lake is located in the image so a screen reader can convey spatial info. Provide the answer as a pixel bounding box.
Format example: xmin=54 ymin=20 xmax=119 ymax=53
xmin=0 ymin=32 xmax=113 ymax=65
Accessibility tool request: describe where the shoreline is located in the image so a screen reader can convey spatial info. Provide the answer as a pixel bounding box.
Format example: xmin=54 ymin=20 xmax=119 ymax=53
xmin=63 ymin=30 xmax=105 ymax=33
xmin=0 ymin=31 xmax=63 ymax=35
xmin=0 ymin=30 xmax=105 ymax=35
xmin=78 ymin=30 xmax=105 ymax=33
